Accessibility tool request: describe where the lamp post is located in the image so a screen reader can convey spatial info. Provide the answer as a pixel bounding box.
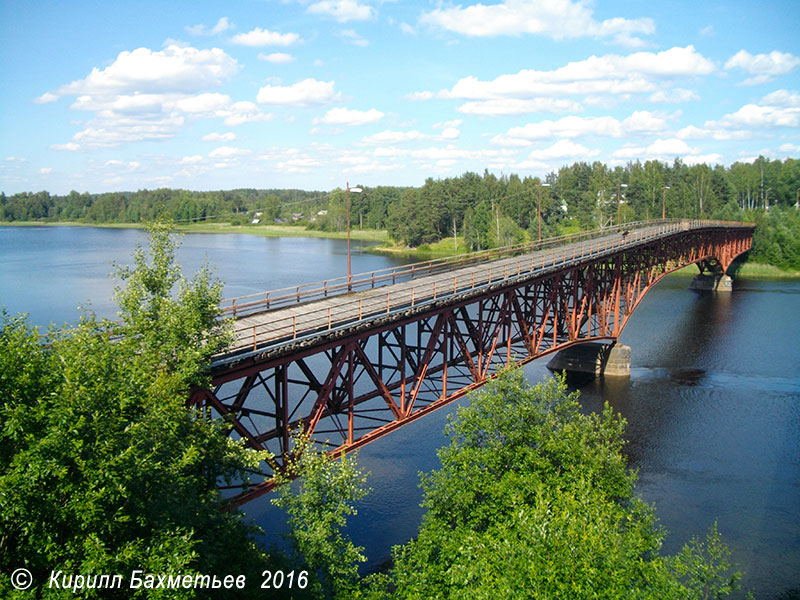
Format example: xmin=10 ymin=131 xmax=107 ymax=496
xmin=346 ymin=183 xmax=362 ymax=290
xmin=617 ymin=183 xmax=628 ymax=227
xmin=662 ymin=185 xmax=670 ymax=220
xmin=537 ymin=181 xmax=550 ymax=244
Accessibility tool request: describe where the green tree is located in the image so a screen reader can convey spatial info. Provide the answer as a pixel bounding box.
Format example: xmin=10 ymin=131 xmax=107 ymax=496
xmin=271 ymin=432 xmax=376 ymax=600
xmin=391 ymin=369 xmax=742 ymax=600
xmin=0 ymin=221 xmax=273 ymax=599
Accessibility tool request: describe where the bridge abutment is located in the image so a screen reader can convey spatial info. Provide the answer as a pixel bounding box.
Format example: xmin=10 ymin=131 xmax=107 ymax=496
xmin=546 ymin=342 xmax=631 ymax=377
xmin=689 ymin=273 xmax=733 ymax=292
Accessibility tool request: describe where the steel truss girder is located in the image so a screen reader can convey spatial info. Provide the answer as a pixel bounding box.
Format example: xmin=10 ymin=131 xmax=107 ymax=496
xmin=192 ymin=227 xmax=752 ymax=507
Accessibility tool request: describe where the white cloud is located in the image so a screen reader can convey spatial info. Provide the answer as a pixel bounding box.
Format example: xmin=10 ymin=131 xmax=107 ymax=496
xmin=307 ymin=0 xmax=374 ymax=22
xmin=208 ymin=146 xmax=251 ymax=158
xmin=47 ymin=45 xmax=239 ymax=98
xmin=339 ymin=29 xmax=368 ymax=46
xmin=50 ymin=142 xmax=80 ymax=151
xmin=180 ymin=155 xmax=204 ymax=164
xmin=676 ymin=125 xmax=752 ymax=141
xmin=496 ymin=116 xmax=621 ymax=143
xmin=433 ymin=119 xmax=463 ymax=129
xmin=699 ymin=25 xmax=714 ymax=37
xmin=649 ymin=88 xmax=699 ymax=103
xmin=34 ymin=52 xmax=249 ymax=146
xmin=231 ymin=27 xmax=301 ymax=47
xmin=405 ymin=91 xmax=434 ymax=101
xmin=277 ymin=157 xmax=322 ymax=172
xmin=361 ymin=129 xmax=427 ymax=144
xmin=613 ymin=138 xmax=698 ymax=160
xmin=493 ymin=110 xmax=667 ymax=146
xmin=259 ymin=52 xmax=295 ymax=64
xmin=39 ymin=167 xmax=53 ymax=174
xmin=622 ymin=110 xmax=668 ymax=133
xmin=419 ymin=0 xmax=655 ymax=46
xmin=527 ymin=140 xmax=599 ymax=160
xmin=778 ymin=142 xmax=800 ymax=153
xmin=713 ymin=104 xmax=800 ymax=128
xmin=104 ymin=160 xmax=140 ymax=170
xmin=316 ymin=107 xmax=384 ymax=126
xmin=400 ymin=22 xmax=415 ymax=35
xmin=34 ymin=92 xmax=58 ymax=104
xmin=256 ymin=79 xmax=340 ymax=106
xmin=343 ymin=160 xmax=403 ymax=174
xmin=725 ymin=50 xmax=800 ymax=85
xmin=187 ymin=17 xmax=233 ymax=36
xmin=457 ymin=97 xmax=582 ymax=115
xmin=72 ymin=115 xmax=185 ymax=147
xmin=439 ymin=127 xmax=460 ymax=140
xmin=428 ymin=46 xmax=715 ymax=115
xmin=220 ymin=101 xmax=274 ymax=126
xmin=202 ymin=132 xmax=236 ymax=142
xmin=760 ymin=89 xmax=800 ymax=108
xmin=174 ymin=92 xmax=231 ymax=113
xmin=409 ymin=145 xmax=512 ymax=162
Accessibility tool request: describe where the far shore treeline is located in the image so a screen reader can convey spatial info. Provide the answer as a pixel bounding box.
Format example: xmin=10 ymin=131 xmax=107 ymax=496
xmin=3 ymin=156 xmax=799 ymax=271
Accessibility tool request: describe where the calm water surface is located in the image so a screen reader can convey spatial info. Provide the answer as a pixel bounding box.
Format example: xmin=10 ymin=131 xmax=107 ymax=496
xmin=2 ymin=227 xmax=798 ymax=599
xmin=0 ymin=226 xmax=406 ymax=326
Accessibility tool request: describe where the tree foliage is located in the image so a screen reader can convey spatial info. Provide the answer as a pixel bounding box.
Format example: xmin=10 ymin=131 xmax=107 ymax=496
xmin=271 ymin=431 xmax=371 ymax=600
xmin=0 ymin=222 xmax=273 ymax=598
xmin=389 ymin=369 xmax=743 ymax=600
xmin=2 ymin=157 xmax=799 ymax=268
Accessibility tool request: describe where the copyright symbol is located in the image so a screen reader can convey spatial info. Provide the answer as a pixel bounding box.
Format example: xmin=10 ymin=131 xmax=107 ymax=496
xmin=11 ymin=568 xmax=33 ymax=590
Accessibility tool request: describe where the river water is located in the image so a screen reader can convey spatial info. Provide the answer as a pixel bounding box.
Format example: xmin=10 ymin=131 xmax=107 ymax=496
xmin=1 ymin=226 xmax=798 ymax=599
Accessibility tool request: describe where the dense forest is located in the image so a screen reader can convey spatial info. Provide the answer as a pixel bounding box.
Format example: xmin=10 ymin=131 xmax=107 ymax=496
xmin=2 ymin=156 xmax=799 ymax=270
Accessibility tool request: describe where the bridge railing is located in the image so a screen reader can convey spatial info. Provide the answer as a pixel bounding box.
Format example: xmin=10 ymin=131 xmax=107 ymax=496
xmin=220 ymin=219 xmax=753 ymax=356
xmin=218 ymin=219 xmax=752 ymax=319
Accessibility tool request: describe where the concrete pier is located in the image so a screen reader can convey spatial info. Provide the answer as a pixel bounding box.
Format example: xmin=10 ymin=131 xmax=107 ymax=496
xmin=546 ymin=342 xmax=631 ymax=377
xmin=689 ymin=273 xmax=733 ymax=292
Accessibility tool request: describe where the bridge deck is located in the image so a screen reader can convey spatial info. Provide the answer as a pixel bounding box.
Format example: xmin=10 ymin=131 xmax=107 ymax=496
xmin=215 ymin=221 xmax=748 ymax=367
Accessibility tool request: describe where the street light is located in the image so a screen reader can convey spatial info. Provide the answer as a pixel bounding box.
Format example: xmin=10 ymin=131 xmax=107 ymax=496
xmin=662 ymin=185 xmax=670 ymax=220
xmin=346 ymin=182 xmax=362 ymax=290
xmin=537 ymin=181 xmax=550 ymax=245
xmin=617 ymin=182 xmax=628 ymax=227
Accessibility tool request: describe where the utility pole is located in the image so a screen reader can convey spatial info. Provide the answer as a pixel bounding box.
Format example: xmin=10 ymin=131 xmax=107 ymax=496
xmin=346 ymin=183 xmax=362 ymax=290
xmin=537 ymin=181 xmax=550 ymax=244
xmin=617 ymin=182 xmax=628 ymax=227
xmin=662 ymin=185 xmax=670 ymax=220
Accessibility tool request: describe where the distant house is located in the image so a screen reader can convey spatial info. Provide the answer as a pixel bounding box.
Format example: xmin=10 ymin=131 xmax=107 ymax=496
xmin=291 ymin=213 xmax=304 ymax=222
xmin=251 ymin=218 xmax=261 ymax=224
xmin=274 ymin=218 xmax=288 ymax=224
xmin=317 ymin=209 xmax=328 ymax=216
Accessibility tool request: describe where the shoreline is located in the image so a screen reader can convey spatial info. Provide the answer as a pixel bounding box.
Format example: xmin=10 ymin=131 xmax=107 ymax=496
xmin=0 ymin=220 xmax=390 ymax=243
xmin=4 ymin=221 xmax=797 ymax=280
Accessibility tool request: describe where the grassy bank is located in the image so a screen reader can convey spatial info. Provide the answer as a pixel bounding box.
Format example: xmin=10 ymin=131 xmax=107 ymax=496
xmin=371 ymin=236 xmax=469 ymax=259
xmin=665 ymin=262 xmax=800 ymax=279
xmin=732 ymin=261 xmax=800 ymax=279
xmin=0 ymin=220 xmax=391 ymax=243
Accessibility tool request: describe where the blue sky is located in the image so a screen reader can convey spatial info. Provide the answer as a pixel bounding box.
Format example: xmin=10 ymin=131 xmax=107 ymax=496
xmin=1 ymin=0 xmax=798 ymax=194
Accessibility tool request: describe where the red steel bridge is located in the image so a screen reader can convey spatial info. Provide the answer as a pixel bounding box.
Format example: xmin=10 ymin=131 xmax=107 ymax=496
xmin=189 ymin=219 xmax=754 ymax=507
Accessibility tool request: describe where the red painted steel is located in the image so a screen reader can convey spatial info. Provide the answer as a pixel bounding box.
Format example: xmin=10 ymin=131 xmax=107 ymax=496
xmin=191 ymin=221 xmax=754 ymax=507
